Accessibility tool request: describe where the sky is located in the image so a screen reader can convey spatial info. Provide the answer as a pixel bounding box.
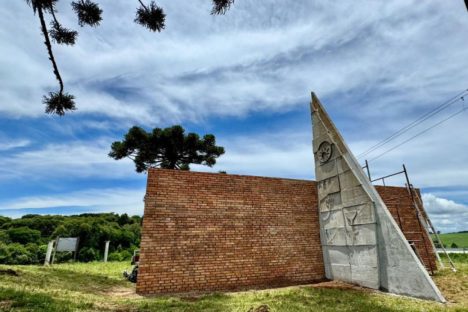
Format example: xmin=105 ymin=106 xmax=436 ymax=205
xmin=0 ymin=0 xmax=467 ymax=233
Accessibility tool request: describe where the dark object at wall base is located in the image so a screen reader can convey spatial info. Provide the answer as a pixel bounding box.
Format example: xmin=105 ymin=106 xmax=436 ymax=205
xmin=123 ymin=265 xmax=138 ymax=283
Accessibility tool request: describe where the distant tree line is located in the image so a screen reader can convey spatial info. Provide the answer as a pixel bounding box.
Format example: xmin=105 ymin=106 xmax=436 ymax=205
xmin=0 ymin=213 xmax=141 ymax=264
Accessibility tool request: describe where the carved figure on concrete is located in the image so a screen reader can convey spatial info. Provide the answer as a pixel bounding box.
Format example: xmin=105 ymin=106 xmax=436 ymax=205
xmin=311 ymin=93 xmax=445 ymax=302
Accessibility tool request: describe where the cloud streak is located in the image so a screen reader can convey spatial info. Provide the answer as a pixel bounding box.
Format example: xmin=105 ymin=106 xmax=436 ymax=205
xmin=0 ymin=187 xmax=145 ymax=218
xmin=0 ymin=138 xmax=136 ymax=181
xmin=0 ymin=139 xmax=30 ymax=151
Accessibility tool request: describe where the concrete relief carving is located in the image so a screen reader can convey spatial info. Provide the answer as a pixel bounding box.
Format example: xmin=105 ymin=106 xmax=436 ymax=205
xmin=317 ymin=141 xmax=333 ymax=163
xmin=343 ymin=204 xmax=374 ymax=226
xmin=346 ymin=224 xmax=377 ymax=246
xmin=319 ymin=192 xmax=342 ymax=212
xmin=317 ymin=176 xmax=340 ymax=197
xmin=321 ymin=210 xmax=345 ymax=230
xmin=317 ymin=159 xmax=338 ymax=180
xmin=325 ymin=228 xmax=347 ymax=246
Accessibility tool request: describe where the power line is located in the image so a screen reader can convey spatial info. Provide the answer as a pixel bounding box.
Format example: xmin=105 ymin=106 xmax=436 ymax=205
xmin=357 ymin=89 xmax=468 ymax=159
xmin=367 ymin=106 xmax=467 ymax=163
xmin=358 ymin=89 xmax=467 ymax=158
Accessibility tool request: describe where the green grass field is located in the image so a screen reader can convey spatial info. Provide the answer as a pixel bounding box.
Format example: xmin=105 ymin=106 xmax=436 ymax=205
xmin=0 ymin=259 xmax=467 ymax=312
xmin=434 ymin=232 xmax=468 ymax=248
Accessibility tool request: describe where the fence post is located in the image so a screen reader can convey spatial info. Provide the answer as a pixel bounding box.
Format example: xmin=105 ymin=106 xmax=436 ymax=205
xmin=44 ymin=240 xmax=55 ymax=266
xmin=104 ymin=241 xmax=110 ymax=262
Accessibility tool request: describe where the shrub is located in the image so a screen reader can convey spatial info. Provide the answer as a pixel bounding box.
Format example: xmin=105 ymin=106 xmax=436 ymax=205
xmin=54 ymin=251 xmax=74 ymax=263
xmin=0 ymin=243 xmax=10 ymax=263
xmin=119 ymin=250 xmax=132 ymax=261
xmin=7 ymin=227 xmax=41 ymax=245
xmin=107 ymin=252 xmax=123 ymax=262
xmin=78 ymin=247 xmax=99 ymax=262
xmin=25 ymin=243 xmax=44 ymax=264
xmin=0 ymin=216 xmax=11 ymax=227
xmin=0 ymin=230 xmax=10 ymax=244
xmin=0 ymin=243 xmax=34 ymax=264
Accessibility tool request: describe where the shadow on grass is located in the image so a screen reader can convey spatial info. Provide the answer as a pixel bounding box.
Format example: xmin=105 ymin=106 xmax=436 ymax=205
xmin=0 ymin=265 xmax=130 ymax=296
xmin=0 ymin=287 xmax=95 ymax=312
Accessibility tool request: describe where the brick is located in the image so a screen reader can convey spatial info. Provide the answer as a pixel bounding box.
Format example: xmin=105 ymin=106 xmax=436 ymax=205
xmin=136 ymin=169 xmax=436 ymax=295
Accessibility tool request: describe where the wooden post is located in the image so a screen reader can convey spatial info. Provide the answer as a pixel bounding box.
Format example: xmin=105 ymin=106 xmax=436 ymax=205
xmin=51 ymin=237 xmax=59 ymax=265
xmin=44 ymin=240 xmax=55 ymax=266
xmin=104 ymin=241 xmax=110 ymax=262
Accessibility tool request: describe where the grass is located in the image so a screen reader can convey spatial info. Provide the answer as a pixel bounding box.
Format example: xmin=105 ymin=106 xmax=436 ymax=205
xmin=433 ymin=232 xmax=468 ymax=248
xmin=0 ymin=260 xmax=466 ymax=312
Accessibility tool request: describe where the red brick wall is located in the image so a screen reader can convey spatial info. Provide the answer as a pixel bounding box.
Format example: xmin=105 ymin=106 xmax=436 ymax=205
xmin=375 ymin=186 xmax=437 ymax=273
xmin=137 ymin=169 xmax=436 ymax=295
xmin=137 ymin=169 xmax=325 ymax=295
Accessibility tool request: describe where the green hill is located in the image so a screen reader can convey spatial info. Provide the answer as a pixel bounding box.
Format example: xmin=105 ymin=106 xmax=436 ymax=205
xmin=433 ymin=232 xmax=468 ymax=248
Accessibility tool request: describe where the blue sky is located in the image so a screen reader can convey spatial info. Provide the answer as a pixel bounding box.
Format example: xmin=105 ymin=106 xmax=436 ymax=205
xmin=1 ymin=1 xmax=468 ymax=233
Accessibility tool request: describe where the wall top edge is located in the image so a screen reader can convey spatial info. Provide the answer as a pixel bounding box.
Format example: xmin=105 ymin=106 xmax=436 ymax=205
xmin=148 ymin=168 xmax=418 ymax=190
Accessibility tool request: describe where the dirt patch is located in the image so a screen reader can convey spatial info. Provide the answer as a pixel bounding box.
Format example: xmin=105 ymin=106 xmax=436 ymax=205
xmin=0 ymin=300 xmax=13 ymax=310
xmin=101 ymin=286 xmax=142 ymax=299
xmin=93 ymin=301 xmax=138 ymax=312
xmin=248 ymin=304 xmax=270 ymax=312
xmin=308 ymin=280 xmax=372 ymax=292
xmin=0 ymin=269 xmax=19 ymax=276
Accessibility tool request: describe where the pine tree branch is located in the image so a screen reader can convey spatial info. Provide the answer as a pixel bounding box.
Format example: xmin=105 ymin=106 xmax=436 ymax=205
xmin=137 ymin=0 xmax=149 ymax=11
xmin=49 ymin=3 xmax=59 ymax=24
xmin=37 ymin=6 xmax=64 ymax=93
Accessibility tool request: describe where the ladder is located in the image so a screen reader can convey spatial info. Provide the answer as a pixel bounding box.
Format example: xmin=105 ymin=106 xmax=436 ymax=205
xmin=408 ymin=183 xmax=457 ymax=272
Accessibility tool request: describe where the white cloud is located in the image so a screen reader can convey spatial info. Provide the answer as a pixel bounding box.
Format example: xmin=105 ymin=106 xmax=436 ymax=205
xmin=0 ymin=138 xmax=137 ymax=180
xmin=1 ymin=1 xmax=467 ymax=122
xmin=0 ymin=187 xmax=144 ymax=216
xmin=193 ymin=130 xmax=314 ymax=179
xmin=422 ymin=193 xmax=468 ymax=233
xmin=0 ymin=139 xmax=30 ymax=151
xmin=0 ymin=130 xmax=314 ymax=182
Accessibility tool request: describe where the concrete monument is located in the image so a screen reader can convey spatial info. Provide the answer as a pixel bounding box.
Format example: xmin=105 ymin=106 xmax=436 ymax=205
xmin=311 ymin=93 xmax=445 ymax=302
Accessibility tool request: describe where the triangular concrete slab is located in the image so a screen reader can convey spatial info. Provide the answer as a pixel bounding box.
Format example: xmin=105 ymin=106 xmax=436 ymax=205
xmin=310 ymin=93 xmax=445 ymax=302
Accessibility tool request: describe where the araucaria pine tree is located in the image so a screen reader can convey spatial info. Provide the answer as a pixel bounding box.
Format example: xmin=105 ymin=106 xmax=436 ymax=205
xmin=25 ymin=0 xmax=235 ymax=116
xmin=109 ymin=125 xmax=225 ymax=172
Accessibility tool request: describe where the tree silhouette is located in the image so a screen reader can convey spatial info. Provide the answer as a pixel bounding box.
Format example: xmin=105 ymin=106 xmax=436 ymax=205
xmin=109 ymin=125 xmax=225 ymax=172
xmin=25 ymin=0 xmax=235 ymax=116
